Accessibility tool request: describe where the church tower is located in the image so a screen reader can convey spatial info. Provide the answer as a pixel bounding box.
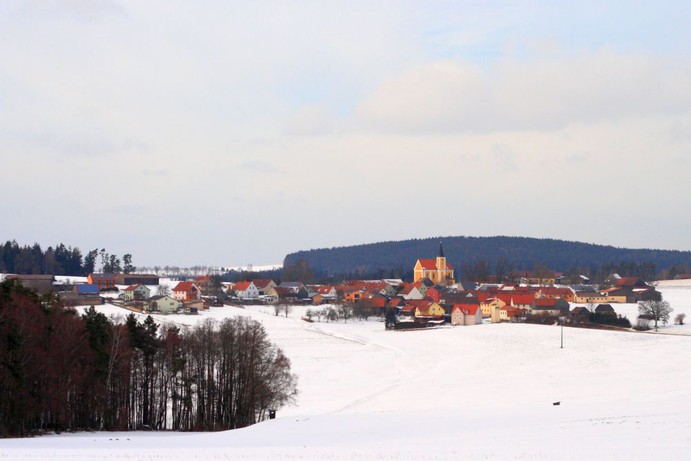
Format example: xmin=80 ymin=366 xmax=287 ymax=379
xmin=436 ymin=241 xmax=447 ymax=272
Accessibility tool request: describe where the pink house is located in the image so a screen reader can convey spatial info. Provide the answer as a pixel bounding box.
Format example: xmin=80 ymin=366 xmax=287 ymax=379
xmin=172 ymin=281 xmax=202 ymax=301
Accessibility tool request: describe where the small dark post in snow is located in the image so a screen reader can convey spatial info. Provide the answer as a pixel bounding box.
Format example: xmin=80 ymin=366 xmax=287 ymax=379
xmin=269 ymin=409 xmax=277 ymax=420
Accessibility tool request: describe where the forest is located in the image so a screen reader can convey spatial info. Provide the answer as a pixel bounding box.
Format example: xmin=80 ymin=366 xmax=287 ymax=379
xmin=283 ymin=236 xmax=691 ymax=283
xmin=0 ymin=280 xmax=297 ymax=437
xmin=0 ymin=240 xmax=134 ymax=275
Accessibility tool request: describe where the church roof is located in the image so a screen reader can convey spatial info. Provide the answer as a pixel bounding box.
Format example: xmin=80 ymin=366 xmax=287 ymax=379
xmin=418 ymin=259 xmax=438 ymax=270
xmin=417 ymin=258 xmax=454 ymax=270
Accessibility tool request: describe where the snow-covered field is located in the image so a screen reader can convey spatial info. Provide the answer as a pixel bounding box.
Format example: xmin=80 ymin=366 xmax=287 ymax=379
xmin=2 ymin=284 xmax=691 ymax=460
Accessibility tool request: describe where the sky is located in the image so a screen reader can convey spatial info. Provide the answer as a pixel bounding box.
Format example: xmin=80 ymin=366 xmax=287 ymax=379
xmin=1 ymin=0 xmax=690 ymax=267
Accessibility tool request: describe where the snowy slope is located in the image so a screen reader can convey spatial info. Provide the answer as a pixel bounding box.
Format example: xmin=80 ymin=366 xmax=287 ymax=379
xmin=2 ymin=286 xmax=691 ymax=460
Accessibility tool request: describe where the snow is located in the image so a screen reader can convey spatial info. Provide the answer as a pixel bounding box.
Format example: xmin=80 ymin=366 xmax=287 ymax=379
xmin=655 ymin=279 xmax=691 ymax=287
xmin=2 ymin=285 xmax=691 ymax=459
xmin=53 ymin=275 xmax=88 ymax=284
xmin=224 ymin=264 xmax=283 ymax=272
xmin=572 ymin=284 xmax=691 ymax=334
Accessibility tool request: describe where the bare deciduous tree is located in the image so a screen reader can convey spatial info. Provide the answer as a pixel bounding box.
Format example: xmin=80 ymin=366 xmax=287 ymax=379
xmin=638 ymin=300 xmax=673 ymax=331
xmin=352 ymin=301 xmax=377 ymax=320
xmin=338 ymin=304 xmax=352 ymax=323
xmin=326 ymin=307 xmax=338 ymax=322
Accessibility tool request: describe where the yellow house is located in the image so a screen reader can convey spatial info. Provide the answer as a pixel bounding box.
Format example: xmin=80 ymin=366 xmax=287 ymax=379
xmin=413 ymin=242 xmax=455 ymax=286
xmin=500 ymin=306 xmax=527 ymax=321
xmin=573 ymin=292 xmax=609 ymax=304
xmin=414 ymin=301 xmax=446 ymax=318
xmin=480 ymin=297 xmax=506 ymax=318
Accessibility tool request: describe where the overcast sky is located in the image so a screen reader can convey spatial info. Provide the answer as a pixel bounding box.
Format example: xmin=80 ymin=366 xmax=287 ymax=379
xmin=1 ymin=1 xmax=690 ymax=267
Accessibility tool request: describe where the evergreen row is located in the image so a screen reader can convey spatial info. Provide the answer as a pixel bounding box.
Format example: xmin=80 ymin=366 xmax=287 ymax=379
xmin=0 ymin=240 xmax=134 ymax=275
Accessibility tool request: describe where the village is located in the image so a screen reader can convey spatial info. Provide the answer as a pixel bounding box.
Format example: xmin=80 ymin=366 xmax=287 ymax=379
xmin=2 ymin=243 xmax=667 ymax=330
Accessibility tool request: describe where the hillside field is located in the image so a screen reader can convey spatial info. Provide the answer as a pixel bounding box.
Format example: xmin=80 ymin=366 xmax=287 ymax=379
xmin=2 ymin=282 xmax=691 ymax=460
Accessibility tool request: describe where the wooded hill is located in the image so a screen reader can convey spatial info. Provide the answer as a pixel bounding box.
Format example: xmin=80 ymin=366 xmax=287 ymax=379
xmin=283 ymin=236 xmax=691 ymax=282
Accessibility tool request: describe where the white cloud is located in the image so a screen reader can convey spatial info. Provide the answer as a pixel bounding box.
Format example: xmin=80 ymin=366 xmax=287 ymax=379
xmin=356 ymin=49 xmax=691 ymax=133
xmin=1 ymin=2 xmax=691 ymax=264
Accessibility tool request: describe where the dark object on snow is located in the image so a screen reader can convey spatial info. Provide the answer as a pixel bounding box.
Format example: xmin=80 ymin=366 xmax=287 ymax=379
xmin=269 ymin=409 xmax=276 ymax=420
xmin=553 ymin=401 xmax=561 ymax=406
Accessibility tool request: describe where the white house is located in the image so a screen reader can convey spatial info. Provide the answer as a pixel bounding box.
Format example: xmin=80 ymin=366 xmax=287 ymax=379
xmin=234 ymin=281 xmax=259 ymax=299
xmin=123 ymin=284 xmax=151 ymax=301
xmin=148 ymin=295 xmax=182 ymax=314
xmin=451 ymin=304 xmax=483 ymax=326
xmin=398 ymin=284 xmax=424 ymax=300
xmin=315 ymin=285 xmax=338 ymax=301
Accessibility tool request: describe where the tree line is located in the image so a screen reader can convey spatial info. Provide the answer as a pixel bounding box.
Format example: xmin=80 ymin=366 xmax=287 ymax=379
xmin=283 ymin=236 xmax=691 ymax=281
xmin=0 ymin=240 xmax=134 ymax=276
xmin=0 ymin=279 xmax=297 ymax=437
xmin=276 ymin=256 xmax=667 ymax=285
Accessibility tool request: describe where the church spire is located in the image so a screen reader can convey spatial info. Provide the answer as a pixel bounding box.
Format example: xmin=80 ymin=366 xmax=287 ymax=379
xmin=438 ymin=240 xmax=445 ymax=258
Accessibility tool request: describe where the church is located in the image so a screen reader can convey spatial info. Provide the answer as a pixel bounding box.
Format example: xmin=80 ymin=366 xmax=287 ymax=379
xmin=413 ymin=242 xmax=455 ymax=286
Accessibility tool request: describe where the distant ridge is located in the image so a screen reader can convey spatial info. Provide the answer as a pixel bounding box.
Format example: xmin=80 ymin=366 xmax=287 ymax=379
xmin=283 ymin=236 xmax=691 ymax=278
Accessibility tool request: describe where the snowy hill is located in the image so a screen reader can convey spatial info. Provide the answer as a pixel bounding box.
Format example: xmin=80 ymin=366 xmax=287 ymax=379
xmin=2 ymin=285 xmax=691 ymax=460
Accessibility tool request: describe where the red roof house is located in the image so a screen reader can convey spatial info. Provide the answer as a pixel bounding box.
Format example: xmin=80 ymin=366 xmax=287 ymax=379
xmin=172 ymin=281 xmax=202 ymax=301
xmin=451 ymin=303 xmax=482 ymax=326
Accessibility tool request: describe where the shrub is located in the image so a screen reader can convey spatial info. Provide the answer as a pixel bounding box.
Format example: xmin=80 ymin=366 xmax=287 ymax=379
xmin=589 ymin=313 xmax=631 ymax=328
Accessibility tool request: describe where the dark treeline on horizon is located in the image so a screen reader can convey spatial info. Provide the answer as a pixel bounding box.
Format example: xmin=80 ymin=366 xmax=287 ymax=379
xmin=278 ymin=258 xmax=674 ymax=285
xmin=6 ymin=236 xmax=691 ymax=284
xmin=0 ymin=280 xmax=297 ymax=437
xmin=282 ymin=236 xmax=691 ymax=283
xmin=0 ymin=240 xmax=134 ymax=276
